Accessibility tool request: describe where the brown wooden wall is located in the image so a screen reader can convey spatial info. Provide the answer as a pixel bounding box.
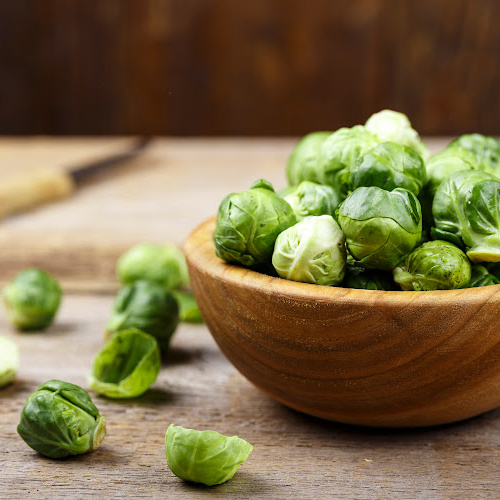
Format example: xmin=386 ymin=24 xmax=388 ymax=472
xmin=0 ymin=0 xmax=499 ymax=136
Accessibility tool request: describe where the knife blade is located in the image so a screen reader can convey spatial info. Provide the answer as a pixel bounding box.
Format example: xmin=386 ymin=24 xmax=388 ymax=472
xmin=0 ymin=137 xmax=150 ymax=219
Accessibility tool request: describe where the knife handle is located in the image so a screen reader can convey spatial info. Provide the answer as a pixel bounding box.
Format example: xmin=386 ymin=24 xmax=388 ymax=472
xmin=0 ymin=169 xmax=75 ymax=219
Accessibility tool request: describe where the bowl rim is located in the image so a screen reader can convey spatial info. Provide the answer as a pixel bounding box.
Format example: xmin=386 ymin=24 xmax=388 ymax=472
xmin=185 ymin=217 xmax=500 ymax=307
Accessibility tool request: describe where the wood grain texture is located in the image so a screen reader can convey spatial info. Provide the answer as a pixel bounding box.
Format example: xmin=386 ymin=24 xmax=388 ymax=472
xmin=186 ymin=218 xmax=500 ymax=427
xmin=0 ymin=1 xmax=499 ymax=135
xmin=3 ymin=293 xmax=500 ymax=499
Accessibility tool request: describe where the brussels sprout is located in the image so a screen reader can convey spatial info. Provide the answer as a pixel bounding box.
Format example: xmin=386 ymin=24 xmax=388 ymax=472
xmin=418 ymin=146 xmax=477 ymax=227
xmin=88 ymin=328 xmax=161 ymax=399
xmin=320 ymin=125 xmax=381 ymax=191
xmin=286 ymin=131 xmax=332 ymax=186
xmin=468 ymin=265 xmax=500 ymax=288
xmin=284 ymin=181 xmax=342 ymax=221
xmin=172 ymin=290 xmax=203 ymax=323
xmin=342 ymin=263 xmax=395 ymax=290
xmin=214 ymin=180 xmax=296 ymax=268
xmin=337 ymin=187 xmax=422 ymax=270
xmin=117 ymin=243 xmax=189 ymax=290
xmin=17 ymin=380 xmax=106 ymax=459
xmin=365 ymin=109 xmax=429 ymax=159
xmin=2 ymin=268 xmax=62 ymax=331
xmin=106 ymin=281 xmax=179 ymax=352
xmin=432 ymin=170 xmax=500 ymax=262
xmin=347 ymin=142 xmax=426 ymax=195
xmin=0 ymin=336 xmax=19 ymax=387
xmin=449 ymin=133 xmax=500 ymax=175
xmin=165 ymin=424 xmax=253 ymax=486
xmin=272 ymin=215 xmax=346 ymax=286
xmin=393 ymin=240 xmax=471 ymax=291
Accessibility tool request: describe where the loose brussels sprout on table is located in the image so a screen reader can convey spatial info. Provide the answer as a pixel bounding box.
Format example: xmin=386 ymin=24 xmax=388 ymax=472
xmin=88 ymin=328 xmax=161 ymax=399
xmin=0 ymin=336 xmax=19 ymax=387
xmin=337 ymin=186 xmax=422 ymax=270
xmin=214 ymin=180 xmax=296 ymax=268
xmin=393 ymin=240 xmax=471 ymax=291
xmin=283 ymin=180 xmax=342 ymax=221
xmin=106 ymin=281 xmax=179 ymax=353
xmin=2 ymin=268 xmax=62 ymax=331
xmin=432 ymin=169 xmax=500 ymax=262
xmin=17 ymin=380 xmax=106 ymax=459
xmin=165 ymin=424 xmax=253 ymax=486
xmin=272 ymin=215 xmax=346 ymax=286
xmin=365 ymin=109 xmax=429 ymax=160
xmin=347 ymin=141 xmax=426 ymax=195
xmin=171 ymin=290 xmax=203 ymax=323
xmin=117 ymin=243 xmax=189 ymax=290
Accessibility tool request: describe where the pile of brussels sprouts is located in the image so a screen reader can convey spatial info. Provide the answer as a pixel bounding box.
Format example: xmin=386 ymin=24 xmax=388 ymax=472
xmin=214 ymin=110 xmax=500 ymax=291
xmin=1 ymin=246 xmax=253 ymax=486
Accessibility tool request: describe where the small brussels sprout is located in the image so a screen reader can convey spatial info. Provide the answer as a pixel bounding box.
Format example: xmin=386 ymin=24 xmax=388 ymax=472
xmin=0 ymin=336 xmax=19 ymax=387
xmin=214 ymin=180 xmax=296 ymax=268
xmin=88 ymin=328 xmax=161 ymax=399
xmin=272 ymin=215 xmax=346 ymax=286
xmin=432 ymin=170 xmax=500 ymax=262
xmin=418 ymin=146 xmax=477 ymax=227
xmin=365 ymin=109 xmax=429 ymax=159
xmin=117 ymin=243 xmax=189 ymax=290
xmin=337 ymin=187 xmax=422 ymax=270
xmin=393 ymin=240 xmax=471 ymax=291
xmin=448 ymin=133 xmax=500 ymax=175
xmin=468 ymin=265 xmax=500 ymax=288
xmin=342 ymin=262 xmax=395 ymax=290
xmin=165 ymin=424 xmax=253 ymax=486
xmin=286 ymin=131 xmax=332 ymax=186
xmin=320 ymin=125 xmax=381 ymax=191
xmin=17 ymin=380 xmax=106 ymax=459
xmin=284 ymin=181 xmax=342 ymax=221
xmin=106 ymin=281 xmax=179 ymax=352
xmin=347 ymin=142 xmax=426 ymax=195
xmin=2 ymin=268 xmax=62 ymax=331
xmin=171 ymin=290 xmax=203 ymax=323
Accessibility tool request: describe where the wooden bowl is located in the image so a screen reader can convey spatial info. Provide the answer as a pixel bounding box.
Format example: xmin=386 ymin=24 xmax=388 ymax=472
xmin=185 ymin=218 xmax=500 ymax=427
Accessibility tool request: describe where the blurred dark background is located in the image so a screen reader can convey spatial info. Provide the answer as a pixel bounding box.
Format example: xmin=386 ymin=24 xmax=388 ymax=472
xmin=0 ymin=0 xmax=499 ymax=136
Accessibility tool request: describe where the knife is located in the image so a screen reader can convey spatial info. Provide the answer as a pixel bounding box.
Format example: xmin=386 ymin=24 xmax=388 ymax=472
xmin=0 ymin=137 xmax=149 ymax=219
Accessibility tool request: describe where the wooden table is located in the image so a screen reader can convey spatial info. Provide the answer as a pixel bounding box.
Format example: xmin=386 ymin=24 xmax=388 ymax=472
xmin=2 ymin=137 xmax=500 ymax=499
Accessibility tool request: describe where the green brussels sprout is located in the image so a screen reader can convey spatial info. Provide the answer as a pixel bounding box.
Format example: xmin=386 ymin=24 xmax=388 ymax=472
xmin=337 ymin=187 xmax=422 ymax=270
xmin=449 ymin=133 xmax=500 ymax=175
xmin=484 ymin=262 xmax=500 ymax=280
xmin=171 ymin=290 xmax=203 ymax=323
xmin=342 ymin=263 xmax=396 ymax=290
xmin=418 ymin=146 xmax=477 ymax=228
xmin=117 ymin=243 xmax=189 ymax=290
xmin=17 ymin=380 xmax=106 ymax=459
xmin=467 ymin=265 xmax=500 ymax=288
xmin=0 ymin=336 xmax=19 ymax=387
xmin=393 ymin=240 xmax=471 ymax=291
xmin=272 ymin=215 xmax=346 ymax=286
xmin=320 ymin=125 xmax=381 ymax=191
xmin=2 ymin=268 xmax=62 ymax=331
xmin=347 ymin=142 xmax=426 ymax=195
xmin=88 ymin=328 xmax=161 ymax=399
xmin=365 ymin=109 xmax=429 ymax=159
xmin=214 ymin=180 xmax=296 ymax=268
xmin=283 ymin=181 xmax=342 ymax=221
xmin=106 ymin=281 xmax=179 ymax=352
xmin=286 ymin=131 xmax=332 ymax=186
xmin=165 ymin=424 xmax=253 ymax=486
xmin=431 ymin=170 xmax=500 ymax=262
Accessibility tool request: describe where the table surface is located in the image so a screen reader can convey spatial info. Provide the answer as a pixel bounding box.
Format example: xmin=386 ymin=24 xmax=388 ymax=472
xmin=2 ymin=137 xmax=500 ymax=499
